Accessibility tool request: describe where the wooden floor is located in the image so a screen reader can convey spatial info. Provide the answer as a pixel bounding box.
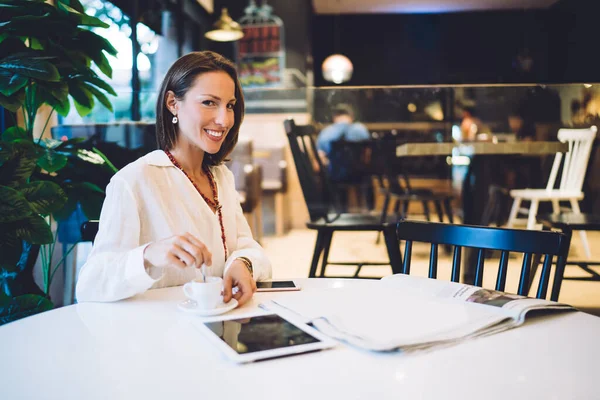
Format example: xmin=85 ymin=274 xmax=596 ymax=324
xmin=261 ymin=225 xmax=600 ymax=317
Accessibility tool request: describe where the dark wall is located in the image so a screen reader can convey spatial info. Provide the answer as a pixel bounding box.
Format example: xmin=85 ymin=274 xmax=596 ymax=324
xmin=312 ymin=2 xmax=600 ymax=86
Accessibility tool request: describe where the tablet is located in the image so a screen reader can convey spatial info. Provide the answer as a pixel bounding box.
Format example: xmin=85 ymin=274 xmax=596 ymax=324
xmin=192 ymin=313 xmax=336 ymax=363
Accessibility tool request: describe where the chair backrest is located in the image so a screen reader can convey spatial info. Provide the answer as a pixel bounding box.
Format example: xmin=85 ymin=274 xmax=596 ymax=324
xmin=545 ymin=126 xmax=597 ymax=192
xmin=327 ymin=139 xmax=373 ymax=184
xmin=283 ymin=119 xmax=339 ymax=222
xmin=396 ymin=220 xmax=569 ymax=300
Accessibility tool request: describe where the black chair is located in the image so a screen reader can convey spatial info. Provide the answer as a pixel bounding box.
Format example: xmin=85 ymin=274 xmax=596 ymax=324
xmin=537 ymin=213 xmax=600 ymax=282
xmin=396 ymin=220 xmax=569 ymax=301
xmin=374 ymin=137 xmax=454 ymax=244
xmin=81 ymin=220 xmax=99 ymax=243
xmin=327 ymin=139 xmax=374 ymax=212
xmin=284 ymin=119 xmax=402 ymax=278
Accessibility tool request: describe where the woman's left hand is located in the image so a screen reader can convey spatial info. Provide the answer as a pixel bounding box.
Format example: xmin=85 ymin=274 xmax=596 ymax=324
xmin=223 ymin=260 xmax=257 ymax=306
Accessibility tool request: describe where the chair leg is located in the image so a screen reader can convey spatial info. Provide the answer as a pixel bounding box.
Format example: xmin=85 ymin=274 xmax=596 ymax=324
xmin=526 ymin=200 xmax=539 ymax=230
xmin=551 ymin=199 xmax=560 ymax=214
xmin=382 ymin=226 xmax=403 ymax=274
xmin=507 ymin=197 xmax=522 ymax=228
xmin=570 ymin=199 xmax=592 ymax=259
xmin=309 ymin=231 xmax=326 ymax=278
xmin=375 ymin=192 xmax=391 ymax=244
xmin=433 ymin=200 xmax=444 ymax=223
xmin=551 ymin=227 xmax=573 ymax=301
xmin=443 ymin=198 xmax=454 ymax=224
xmin=422 ymin=201 xmax=431 ymax=221
xmin=401 ymin=201 xmax=409 ymax=219
xmin=393 ymin=199 xmax=401 ymax=216
xmin=319 ymin=231 xmax=334 ymax=278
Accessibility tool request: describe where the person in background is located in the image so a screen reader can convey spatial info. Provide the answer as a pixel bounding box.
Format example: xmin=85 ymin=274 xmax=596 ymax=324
xmin=316 ymin=104 xmax=372 ymax=212
xmin=316 ymin=104 xmax=370 ymax=161
xmin=459 ymin=106 xmax=483 ymax=142
xmin=76 ymin=51 xmax=272 ymax=304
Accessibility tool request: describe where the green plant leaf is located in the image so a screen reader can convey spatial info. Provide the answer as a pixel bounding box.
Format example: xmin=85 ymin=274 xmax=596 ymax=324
xmin=0 ymin=294 xmax=53 ymax=326
xmin=0 ymin=141 xmax=11 ymax=167
xmin=73 ymin=99 xmax=93 ymax=117
xmin=0 ymin=68 xmax=28 ymax=96
xmin=51 ymin=191 xmax=78 ymax=221
xmin=81 ymin=74 xmax=117 ymax=96
xmin=20 ymin=181 xmax=67 ymax=215
xmin=38 ymin=138 xmax=63 ymax=149
xmin=37 ymin=84 xmax=70 ymax=117
xmin=59 ymin=3 xmax=108 ymax=29
xmin=36 ymin=149 xmax=68 ymax=173
xmin=0 ymin=235 xmax=22 ymax=271
xmin=0 ymin=54 xmax=59 ymax=82
xmin=0 ymin=140 xmax=37 ymax=187
xmin=0 ymin=185 xmax=32 ymax=223
xmin=57 ymin=0 xmax=84 ymax=13
xmin=0 ymin=89 xmax=25 ymax=112
xmin=78 ymin=29 xmax=117 ymax=57
xmin=78 ymin=181 xmax=105 ymax=194
xmin=29 ymin=37 xmax=44 ymax=50
xmin=79 ymin=191 xmax=104 ymax=220
xmin=67 ymin=80 xmax=93 ymax=108
xmin=15 ymin=214 xmax=53 ymax=244
xmin=84 ymin=83 xmax=113 ymax=112
xmin=92 ymin=50 xmax=112 ymax=79
xmin=2 ymin=126 xmax=27 ymax=142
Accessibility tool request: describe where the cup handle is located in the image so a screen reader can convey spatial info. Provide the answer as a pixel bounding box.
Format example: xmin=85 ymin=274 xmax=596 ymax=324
xmin=183 ymin=282 xmax=194 ymax=299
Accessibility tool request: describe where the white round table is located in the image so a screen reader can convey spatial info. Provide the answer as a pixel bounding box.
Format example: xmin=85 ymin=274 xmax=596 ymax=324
xmin=1 ymin=278 xmax=598 ymax=400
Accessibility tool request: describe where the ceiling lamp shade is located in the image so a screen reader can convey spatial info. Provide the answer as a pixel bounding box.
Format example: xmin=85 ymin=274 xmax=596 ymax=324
xmin=205 ymin=8 xmax=244 ymax=42
xmin=322 ymin=54 xmax=353 ymax=84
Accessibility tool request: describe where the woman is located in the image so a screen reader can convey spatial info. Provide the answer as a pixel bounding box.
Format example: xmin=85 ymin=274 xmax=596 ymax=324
xmin=76 ymin=51 xmax=272 ymax=305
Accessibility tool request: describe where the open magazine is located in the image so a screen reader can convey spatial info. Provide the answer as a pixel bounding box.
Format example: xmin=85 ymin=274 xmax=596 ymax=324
xmin=261 ymin=275 xmax=574 ymax=353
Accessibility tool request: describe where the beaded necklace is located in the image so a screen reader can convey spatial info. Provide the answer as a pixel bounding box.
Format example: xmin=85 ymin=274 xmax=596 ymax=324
xmin=164 ymin=149 xmax=228 ymax=260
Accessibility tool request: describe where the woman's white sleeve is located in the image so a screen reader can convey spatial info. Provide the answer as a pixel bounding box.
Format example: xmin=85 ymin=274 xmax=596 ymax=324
xmin=75 ymin=177 xmax=161 ymax=302
xmin=222 ymin=170 xmax=273 ymax=281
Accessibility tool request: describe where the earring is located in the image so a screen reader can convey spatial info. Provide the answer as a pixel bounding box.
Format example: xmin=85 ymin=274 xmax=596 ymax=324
xmin=172 ymin=115 xmax=178 ymax=124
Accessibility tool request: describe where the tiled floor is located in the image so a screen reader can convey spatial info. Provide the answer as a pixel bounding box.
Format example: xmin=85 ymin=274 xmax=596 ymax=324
xmin=261 ymin=226 xmax=600 ymax=316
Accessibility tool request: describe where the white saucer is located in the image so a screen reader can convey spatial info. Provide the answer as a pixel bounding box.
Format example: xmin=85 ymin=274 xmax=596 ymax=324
xmin=178 ymin=298 xmax=238 ymax=316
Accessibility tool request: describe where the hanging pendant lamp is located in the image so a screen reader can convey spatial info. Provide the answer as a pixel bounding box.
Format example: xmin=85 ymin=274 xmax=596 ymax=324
xmin=205 ymin=8 xmax=244 ymax=42
xmin=322 ymin=54 xmax=353 ymax=84
xmin=321 ymin=14 xmax=353 ymax=84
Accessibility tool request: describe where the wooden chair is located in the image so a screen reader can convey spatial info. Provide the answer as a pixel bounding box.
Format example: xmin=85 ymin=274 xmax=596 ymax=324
xmin=284 ymin=118 xmax=402 ymax=278
xmin=396 ymin=220 xmax=569 ymax=301
xmin=506 ymin=126 xmax=597 ymax=258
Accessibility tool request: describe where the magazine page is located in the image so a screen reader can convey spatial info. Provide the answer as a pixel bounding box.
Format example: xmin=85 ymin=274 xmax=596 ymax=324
xmin=381 ymin=274 xmax=574 ymax=322
xmin=264 ymin=284 xmax=513 ymax=352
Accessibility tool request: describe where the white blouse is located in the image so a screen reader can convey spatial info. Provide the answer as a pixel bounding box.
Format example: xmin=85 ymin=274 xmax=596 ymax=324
xmin=75 ymin=150 xmax=272 ymax=302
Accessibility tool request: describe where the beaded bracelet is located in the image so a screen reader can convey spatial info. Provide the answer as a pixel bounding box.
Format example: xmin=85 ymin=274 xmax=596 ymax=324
xmin=236 ymin=257 xmax=253 ymax=277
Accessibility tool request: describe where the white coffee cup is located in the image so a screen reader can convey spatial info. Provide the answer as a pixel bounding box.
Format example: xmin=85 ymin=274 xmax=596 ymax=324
xmin=183 ymin=277 xmax=223 ymax=310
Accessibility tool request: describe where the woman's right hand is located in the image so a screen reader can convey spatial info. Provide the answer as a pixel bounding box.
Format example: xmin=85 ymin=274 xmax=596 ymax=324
xmin=143 ymin=233 xmax=212 ymax=270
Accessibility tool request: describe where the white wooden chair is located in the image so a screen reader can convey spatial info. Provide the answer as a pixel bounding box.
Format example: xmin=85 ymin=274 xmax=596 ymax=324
xmin=506 ymin=126 xmax=597 ymax=258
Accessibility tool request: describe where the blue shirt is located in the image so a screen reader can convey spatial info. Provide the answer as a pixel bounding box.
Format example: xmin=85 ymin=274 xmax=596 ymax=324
xmin=316 ymin=122 xmax=370 ymax=155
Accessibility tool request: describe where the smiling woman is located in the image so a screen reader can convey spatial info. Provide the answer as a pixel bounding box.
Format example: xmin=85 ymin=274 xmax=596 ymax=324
xmin=75 ymin=51 xmax=272 ymax=306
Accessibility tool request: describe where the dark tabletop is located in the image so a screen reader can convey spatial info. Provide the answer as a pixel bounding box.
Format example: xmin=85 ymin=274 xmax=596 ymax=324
xmin=537 ymin=213 xmax=600 ymax=231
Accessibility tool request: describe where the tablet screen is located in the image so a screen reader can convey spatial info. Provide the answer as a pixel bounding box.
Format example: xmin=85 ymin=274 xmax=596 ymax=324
xmin=204 ymin=314 xmax=321 ymax=354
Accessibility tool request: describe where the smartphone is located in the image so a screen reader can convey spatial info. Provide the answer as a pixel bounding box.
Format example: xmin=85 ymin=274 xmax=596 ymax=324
xmin=256 ymin=281 xmax=300 ymax=292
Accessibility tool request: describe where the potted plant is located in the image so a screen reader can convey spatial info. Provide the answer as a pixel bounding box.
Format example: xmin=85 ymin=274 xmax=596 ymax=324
xmin=0 ymin=0 xmax=118 ymax=324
